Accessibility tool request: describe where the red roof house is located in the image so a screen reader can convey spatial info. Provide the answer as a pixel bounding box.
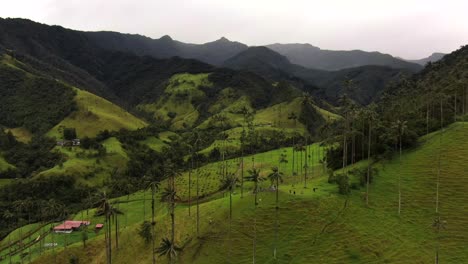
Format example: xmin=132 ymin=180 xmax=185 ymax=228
xmin=53 ymin=220 xmax=90 ymax=233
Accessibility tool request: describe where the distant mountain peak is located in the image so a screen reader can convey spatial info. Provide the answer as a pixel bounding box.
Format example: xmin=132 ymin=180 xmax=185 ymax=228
xmin=405 ymin=52 xmax=446 ymax=66
xmin=217 ymin=36 xmax=230 ymax=42
xmin=159 ymin=35 xmax=173 ymax=41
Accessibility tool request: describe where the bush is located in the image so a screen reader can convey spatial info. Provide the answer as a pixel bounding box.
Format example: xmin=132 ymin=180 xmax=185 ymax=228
xmin=336 ymin=174 xmax=350 ymax=195
xmin=138 ymin=221 xmax=152 ymax=244
xmin=327 ymin=169 xmax=336 ymax=183
xmin=63 ymin=128 xmax=77 ymax=140
xmin=69 ymin=255 xmax=79 ymax=264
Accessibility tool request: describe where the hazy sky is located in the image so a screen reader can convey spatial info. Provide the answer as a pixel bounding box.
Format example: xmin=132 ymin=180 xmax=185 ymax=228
xmin=1 ymin=0 xmax=467 ymax=59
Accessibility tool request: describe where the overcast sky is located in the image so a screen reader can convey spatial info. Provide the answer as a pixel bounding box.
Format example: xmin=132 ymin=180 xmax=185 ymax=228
xmin=1 ymin=0 xmax=467 ymax=59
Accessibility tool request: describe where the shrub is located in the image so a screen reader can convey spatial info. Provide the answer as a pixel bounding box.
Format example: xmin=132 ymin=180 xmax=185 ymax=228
xmin=336 ymin=174 xmax=350 ymax=195
xmin=138 ymin=221 xmax=152 ymax=244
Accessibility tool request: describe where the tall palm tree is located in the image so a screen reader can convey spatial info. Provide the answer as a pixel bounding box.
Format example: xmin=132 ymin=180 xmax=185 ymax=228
xmin=432 ymin=216 xmax=446 ymax=264
xmin=43 ymin=199 xmax=66 ymax=264
xmin=268 ymin=167 xmax=284 ymax=260
xmin=160 ymin=183 xmax=180 ymax=264
xmin=288 ymin=112 xmax=298 ymax=179
xmin=146 ymin=180 xmax=160 ymax=264
xmin=159 ymin=162 xmax=181 ymax=263
xmin=268 ymin=167 xmax=284 ymax=210
xmin=392 ymin=119 xmax=407 ymax=216
xmin=244 ymin=168 xmax=265 ymax=264
xmin=222 ymin=172 xmax=238 ymax=261
xmin=13 ymin=199 xmax=30 ymax=264
xmin=365 ymin=104 xmax=377 ymax=206
xmin=95 ymin=192 xmax=123 ymax=264
xmin=244 ymin=169 xmax=265 ymax=206
xmin=279 ymin=153 xmax=288 ymax=174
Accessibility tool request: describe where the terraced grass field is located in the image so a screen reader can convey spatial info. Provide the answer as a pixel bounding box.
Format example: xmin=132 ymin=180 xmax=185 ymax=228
xmin=3 ymin=122 xmax=467 ymax=263
xmin=47 ymin=89 xmax=147 ymax=139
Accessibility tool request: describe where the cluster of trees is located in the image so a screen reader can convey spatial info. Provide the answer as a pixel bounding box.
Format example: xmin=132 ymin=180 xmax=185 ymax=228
xmin=0 ymin=176 xmax=96 ymax=238
xmin=0 ymin=61 xmax=76 ymax=134
xmin=0 ymin=134 xmax=61 ymax=178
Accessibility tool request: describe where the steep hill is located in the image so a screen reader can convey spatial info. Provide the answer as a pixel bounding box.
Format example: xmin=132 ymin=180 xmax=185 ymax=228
xmin=7 ymin=122 xmax=467 ymax=264
xmin=267 ymin=43 xmax=423 ymax=71
xmin=0 ymin=53 xmax=76 ymax=134
xmin=47 ymin=88 xmax=147 ymax=139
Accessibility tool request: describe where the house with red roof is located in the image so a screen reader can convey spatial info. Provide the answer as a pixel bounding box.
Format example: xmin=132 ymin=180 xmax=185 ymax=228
xmin=53 ymin=220 xmax=90 ymax=233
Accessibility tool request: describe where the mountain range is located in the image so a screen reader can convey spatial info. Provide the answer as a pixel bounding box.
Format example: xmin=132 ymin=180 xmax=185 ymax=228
xmin=0 ymin=16 xmax=435 ymax=73
xmin=0 ymin=17 xmax=451 ymax=139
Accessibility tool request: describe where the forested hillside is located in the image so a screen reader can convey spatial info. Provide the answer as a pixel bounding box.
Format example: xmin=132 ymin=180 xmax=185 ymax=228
xmin=0 ymin=16 xmax=466 ymax=264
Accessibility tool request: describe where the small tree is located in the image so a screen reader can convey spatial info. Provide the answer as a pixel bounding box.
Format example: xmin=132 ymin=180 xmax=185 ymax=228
xmin=81 ymin=228 xmax=88 ymax=248
xmin=63 ymin=128 xmax=77 ymax=140
xmin=138 ymin=221 xmax=152 ymax=245
xmin=336 ymin=174 xmax=350 ymax=195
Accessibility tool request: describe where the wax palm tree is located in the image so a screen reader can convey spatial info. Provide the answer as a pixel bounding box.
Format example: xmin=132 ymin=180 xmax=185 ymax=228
xmin=146 ymin=180 xmax=160 ymax=264
xmin=160 ymin=184 xmax=181 ymax=264
xmin=391 ymin=119 xmax=407 ymax=216
xmin=288 ymin=112 xmax=298 ymax=178
xmin=13 ymin=199 xmax=31 ymax=264
xmin=221 ymin=173 xmax=238 ymax=219
xmin=244 ymin=168 xmax=264 ymax=263
xmin=365 ymin=104 xmax=377 ymax=206
xmin=268 ymin=167 xmax=284 ymax=209
xmin=432 ymin=216 xmax=447 ymax=264
xmin=95 ymin=192 xmax=123 ymax=264
xmin=43 ymin=199 xmax=65 ymax=264
xmin=244 ymin=168 xmax=265 ymax=206
xmin=222 ymin=172 xmax=238 ymax=261
xmin=268 ymin=167 xmax=284 ymax=260
xmin=156 ymin=237 xmax=181 ymax=263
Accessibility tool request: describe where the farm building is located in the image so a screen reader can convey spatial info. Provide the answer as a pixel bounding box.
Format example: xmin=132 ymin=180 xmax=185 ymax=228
xmin=53 ymin=220 xmax=90 ymax=233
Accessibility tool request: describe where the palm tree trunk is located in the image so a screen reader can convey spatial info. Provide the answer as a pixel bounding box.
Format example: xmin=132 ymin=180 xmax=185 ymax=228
xmin=143 ymin=190 xmax=146 ymax=220
xmin=366 ymin=118 xmax=372 ymax=206
xmin=274 ymin=177 xmax=279 ymax=260
xmin=151 ymin=186 xmax=156 ymax=264
xmin=253 ymin=216 xmax=257 ymax=264
xmin=426 ymin=100 xmax=430 ymax=135
xmin=51 ymin=224 xmax=56 ymax=264
xmin=8 ymin=226 xmax=12 ymax=264
xmin=254 ymin=182 xmax=258 ymax=206
xmin=115 ymin=213 xmax=119 ymax=250
xmin=196 ymin=171 xmax=200 ymax=237
xmin=398 ymin=134 xmax=402 ymax=216
xmin=304 ymin=149 xmax=308 ymax=188
xmin=241 ymin=152 xmax=244 ymax=198
xmin=108 ymin=214 xmax=112 ymax=264
xmin=436 ymin=98 xmax=443 ymax=213
xmin=171 ymin=175 xmax=176 ymax=264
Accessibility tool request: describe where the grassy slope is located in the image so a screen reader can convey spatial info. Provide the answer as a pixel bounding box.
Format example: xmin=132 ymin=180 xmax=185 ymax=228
xmin=138 ymin=73 xmax=212 ymax=130
xmin=198 ymin=98 xmax=338 ymax=155
xmin=0 ymin=154 xmax=14 ymax=172
xmin=37 ymin=137 xmax=129 ymax=186
xmin=47 ymin=89 xmax=147 ymax=139
xmin=4 ymin=127 xmax=32 ymax=143
xmin=6 ymin=123 xmax=467 ymax=264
